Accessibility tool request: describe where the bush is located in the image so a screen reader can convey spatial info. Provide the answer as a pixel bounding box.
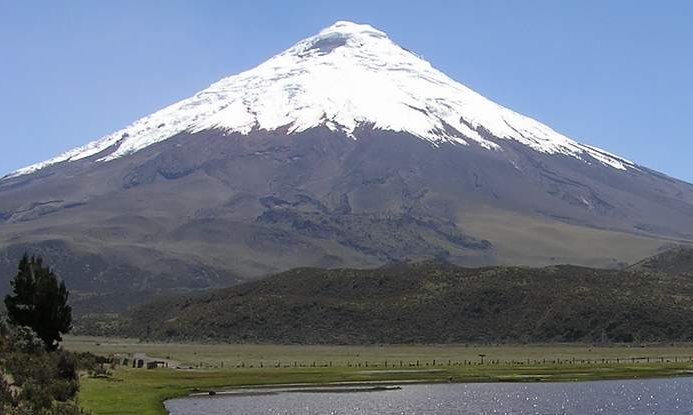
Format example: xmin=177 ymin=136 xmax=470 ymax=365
xmin=88 ymin=364 xmax=111 ymax=379
xmin=1 ymin=402 xmax=89 ymax=415
xmin=45 ymin=401 xmax=89 ymax=415
xmin=1 ymin=342 xmax=83 ymax=412
xmin=46 ymin=379 xmax=79 ymax=403
xmin=0 ymin=317 xmax=10 ymax=337
xmin=56 ymin=353 xmax=78 ymax=382
xmin=0 ymin=374 xmax=18 ymax=407
xmin=1 ymin=406 xmax=36 ymax=415
xmin=0 ymin=265 xmax=88 ymax=414
xmin=69 ymin=352 xmax=101 ymax=373
xmin=19 ymin=380 xmax=54 ymax=412
xmin=11 ymin=327 xmax=45 ymax=354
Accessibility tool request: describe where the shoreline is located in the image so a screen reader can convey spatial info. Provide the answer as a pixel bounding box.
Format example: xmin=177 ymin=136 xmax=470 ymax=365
xmin=179 ymin=369 xmax=693 ymax=397
xmin=82 ymin=364 xmax=693 ymax=415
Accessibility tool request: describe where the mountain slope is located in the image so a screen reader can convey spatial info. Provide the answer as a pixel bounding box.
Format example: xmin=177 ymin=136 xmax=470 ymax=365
xmin=1 ymin=21 xmax=693 ymax=312
xmin=118 ymin=253 xmax=693 ymax=344
xmin=628 ymin=247 xmax=693 ymax=276
xmin=7 ymin=21 xmax=632 ymax=177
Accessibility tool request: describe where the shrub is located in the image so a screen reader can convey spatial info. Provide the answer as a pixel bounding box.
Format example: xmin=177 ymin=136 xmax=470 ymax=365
xmin=11 ymin=327 xmax=45 ymax=354
xmin=0 ymin=374 xmax=18 ymax=407
xmin=1 ymin=258 xmax=87 ymax=414
xmin=88 ymin=364 xmax=111 ymax=379
xmin=56 ymin=353 xmax=78 ymax=382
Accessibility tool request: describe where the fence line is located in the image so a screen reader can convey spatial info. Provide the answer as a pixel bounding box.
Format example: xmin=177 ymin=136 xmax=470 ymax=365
xmin=116 ymin=355 xmax=693 ymax=370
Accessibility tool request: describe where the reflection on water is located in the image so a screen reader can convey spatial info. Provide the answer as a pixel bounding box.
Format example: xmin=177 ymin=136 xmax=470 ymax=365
xmin=165 ymin=377 xmax=693 ymax=414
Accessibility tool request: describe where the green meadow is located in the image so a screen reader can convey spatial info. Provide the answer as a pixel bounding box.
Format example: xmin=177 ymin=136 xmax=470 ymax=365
xmin=66 ymin=336 xmax=693 ymax=415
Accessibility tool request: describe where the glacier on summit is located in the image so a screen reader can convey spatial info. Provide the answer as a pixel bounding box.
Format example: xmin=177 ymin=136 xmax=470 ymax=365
xmin=8 ymin=21 xmax=634 ymax=178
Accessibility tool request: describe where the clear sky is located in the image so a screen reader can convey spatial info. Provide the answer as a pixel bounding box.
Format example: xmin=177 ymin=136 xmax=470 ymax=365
xmin=1 ymin=1 xmax=691 ymax=181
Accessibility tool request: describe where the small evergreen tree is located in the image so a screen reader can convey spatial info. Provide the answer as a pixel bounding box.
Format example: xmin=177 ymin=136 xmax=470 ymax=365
xmin=4 ymin=255 xmax=72 ymax=351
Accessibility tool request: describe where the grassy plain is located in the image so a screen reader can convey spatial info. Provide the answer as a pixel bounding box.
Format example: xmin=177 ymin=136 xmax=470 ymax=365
xmin=67 ymin=336 xmax=693 ymax=415
xmin=65 ymin=335 xmax=693 ymax=367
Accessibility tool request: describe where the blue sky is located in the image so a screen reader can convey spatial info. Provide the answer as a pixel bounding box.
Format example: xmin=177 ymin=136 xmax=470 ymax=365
xmin=1 ymin=1 xmax=692 ymax=181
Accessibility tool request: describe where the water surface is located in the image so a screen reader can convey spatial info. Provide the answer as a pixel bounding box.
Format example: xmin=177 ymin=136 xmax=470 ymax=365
xmin=166 ymin=377 xmax=693 ymax=414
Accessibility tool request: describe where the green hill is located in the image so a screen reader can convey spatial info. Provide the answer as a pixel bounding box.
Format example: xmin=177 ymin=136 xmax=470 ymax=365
xmin=119 ymin=249 xmax=693 ymax=344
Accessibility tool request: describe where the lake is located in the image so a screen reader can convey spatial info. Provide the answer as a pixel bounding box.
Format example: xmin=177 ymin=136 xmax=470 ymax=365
xmin=165 ymin=377 xmax=693 ymax=414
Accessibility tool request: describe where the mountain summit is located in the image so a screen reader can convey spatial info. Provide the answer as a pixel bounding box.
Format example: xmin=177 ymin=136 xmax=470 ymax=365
xmin=2 ymin=21 xmax=693 ymax=313
xmin=9 ymin=21 xmax=631 ymax=178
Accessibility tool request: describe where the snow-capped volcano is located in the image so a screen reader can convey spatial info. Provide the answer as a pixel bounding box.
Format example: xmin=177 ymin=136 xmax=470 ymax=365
xmin=2 ymin=21 xmax=693 ymax=314
xmin=10 ymin=21 xmax=632 ymax=178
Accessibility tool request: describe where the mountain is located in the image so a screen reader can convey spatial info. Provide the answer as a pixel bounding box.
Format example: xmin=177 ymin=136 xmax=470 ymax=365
xmin=117 ymin=251 xmax=693 ymax=344
xmin=2 ymin=21 xmax=693 ymax=312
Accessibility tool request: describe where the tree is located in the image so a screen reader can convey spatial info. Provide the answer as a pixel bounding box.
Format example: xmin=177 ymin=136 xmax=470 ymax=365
xmin=4 ymin=255 xmax=72 ymax=351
